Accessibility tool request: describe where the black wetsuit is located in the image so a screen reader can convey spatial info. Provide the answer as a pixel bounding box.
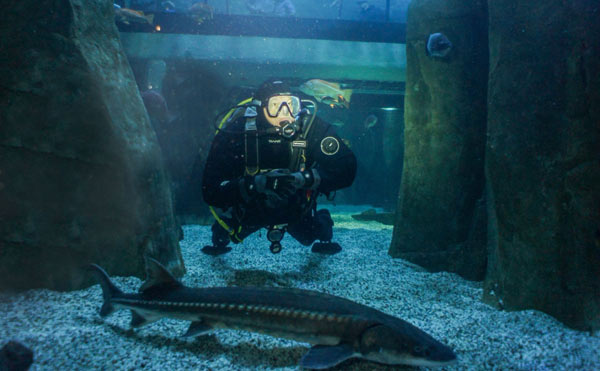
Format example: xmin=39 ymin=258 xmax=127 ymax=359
xmin=202 ymin=113 xmax=356 ymax=245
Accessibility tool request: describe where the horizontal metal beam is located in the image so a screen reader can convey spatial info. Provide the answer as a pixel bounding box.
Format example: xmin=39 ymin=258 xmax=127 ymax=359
xmin=118 ymin=14 xmax=406 ymax=44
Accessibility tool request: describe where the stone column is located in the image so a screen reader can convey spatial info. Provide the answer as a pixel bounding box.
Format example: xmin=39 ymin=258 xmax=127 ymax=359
xmin=389 ymin=0 xmax=488 ymax=281
xmin=381 ymin=107 xmax=404 ymax=210
xmin=484 ymin=0 xmax=600 ymax=330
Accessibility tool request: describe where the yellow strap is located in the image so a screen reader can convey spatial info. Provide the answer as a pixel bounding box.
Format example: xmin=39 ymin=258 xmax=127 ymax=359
xmin=209 ymin=206 xmax=231 ymax=232
xmin=232 ymin=226 xmax=243 ymax=243
xmin=208 ymin=206 xmax=244 ymax=243
xmin=209 ymin=97 xmax=255 ymax=241
xmin=216 ymin=97 xmax=254 ymax=134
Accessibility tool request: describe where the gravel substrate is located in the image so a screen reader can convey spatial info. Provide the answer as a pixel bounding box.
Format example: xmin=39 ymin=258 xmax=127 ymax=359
xmin=1 ymin=205 xmax=599 ymax=370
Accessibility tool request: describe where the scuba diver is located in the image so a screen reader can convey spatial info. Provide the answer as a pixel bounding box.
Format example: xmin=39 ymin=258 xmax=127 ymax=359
xmin=201 ymin=79 xmax=356 ymax=255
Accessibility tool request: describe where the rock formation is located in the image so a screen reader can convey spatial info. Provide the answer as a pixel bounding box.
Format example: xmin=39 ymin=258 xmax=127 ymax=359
xmin=0 ymin=341 xmax=33 ymax=371
xmin=484 ymin=0 xmax=600 ymax=331
xmin=0 ymin=0 xmax=185 ymax=291
xmin=389 ymin=0 xmax=489 ymax=280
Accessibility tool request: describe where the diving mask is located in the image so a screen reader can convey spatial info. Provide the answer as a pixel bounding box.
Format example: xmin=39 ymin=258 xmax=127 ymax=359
xmin=265 ymin=95 xmax=301 ymax=118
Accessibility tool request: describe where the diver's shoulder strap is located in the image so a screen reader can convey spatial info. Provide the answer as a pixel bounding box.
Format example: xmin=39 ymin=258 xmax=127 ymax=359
xmin=288 ymin=115 xmax=313 ymax=172
xmin=244 ymin=106 xmax=260 ymax=176
xmin=216 ymin=98 xmax=259 ymax=133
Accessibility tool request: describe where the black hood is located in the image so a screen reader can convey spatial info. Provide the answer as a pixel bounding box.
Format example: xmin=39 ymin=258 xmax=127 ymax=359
xmin=255 ymin=80 xmax=292 ymax=103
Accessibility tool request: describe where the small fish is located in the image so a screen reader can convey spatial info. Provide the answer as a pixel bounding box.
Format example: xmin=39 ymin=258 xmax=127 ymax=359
xmin=188 ymin=2 xmax=214 ymax=24
xmin=426 ymin=33 xmax=452 ymax=58
xmin=364 ymin=114 xmax=378 ymax=129
xmin=331 ymin=119 xmax=345 ymax=128
xmin=115 ymin=7 xmax=154 ymax=25
xmin=299 ymin=79 xmax=353 ymax=109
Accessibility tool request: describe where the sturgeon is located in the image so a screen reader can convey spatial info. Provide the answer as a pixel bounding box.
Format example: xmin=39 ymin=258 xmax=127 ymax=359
xmin=88 ymin=258 xmax=457 ymax=369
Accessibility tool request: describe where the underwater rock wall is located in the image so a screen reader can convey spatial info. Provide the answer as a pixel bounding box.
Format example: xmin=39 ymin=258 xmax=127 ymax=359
xmin=389 ymin=0 xmax=489 ymax=280
xmin=129 ymin=59 xmax=226 ymax=225
xmin=484 ymin=0 xmax=600 ymax=331
xmin=0 ymin=0 xmax=185 ymax=291
xmin=152 ymin=62 xmax=227 ymax=225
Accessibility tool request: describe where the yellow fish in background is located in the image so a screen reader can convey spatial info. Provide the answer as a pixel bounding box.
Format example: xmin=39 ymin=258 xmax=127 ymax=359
xmin=299 ymin=79 xmax=353 ymax=108
xmin=188 ymin=2 xmax=214 ymax=24
xmin=114 ymin=7 xmax=154 ymax=25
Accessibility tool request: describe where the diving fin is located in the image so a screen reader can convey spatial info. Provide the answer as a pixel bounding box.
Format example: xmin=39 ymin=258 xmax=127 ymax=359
xmin=311 ymin=242 xmax=341 ymax=255
xmin=299 ymin=344 xmax=355 ymax=369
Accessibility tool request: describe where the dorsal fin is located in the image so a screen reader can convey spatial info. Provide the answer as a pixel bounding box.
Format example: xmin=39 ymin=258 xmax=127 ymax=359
xmin=140 ymin=256 xmax=182 ymax=292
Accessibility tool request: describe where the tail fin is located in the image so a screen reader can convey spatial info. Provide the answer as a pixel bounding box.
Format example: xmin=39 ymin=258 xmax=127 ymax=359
xmin=87 ymin=264 xmax=123 ymax=317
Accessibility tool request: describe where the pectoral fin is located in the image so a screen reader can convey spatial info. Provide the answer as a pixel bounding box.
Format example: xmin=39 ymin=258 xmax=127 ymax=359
xmin=130 ymin=310 xmax=160 ymax=328
xmin=183 ymin=321 xmax=213 ymax=337
xmin=299 ymin=344 xmax=356 ymax=369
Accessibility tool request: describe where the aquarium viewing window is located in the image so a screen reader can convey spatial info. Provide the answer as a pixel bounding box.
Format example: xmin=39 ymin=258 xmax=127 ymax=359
xmin=116 ymin=0 xmax=407 ymax=101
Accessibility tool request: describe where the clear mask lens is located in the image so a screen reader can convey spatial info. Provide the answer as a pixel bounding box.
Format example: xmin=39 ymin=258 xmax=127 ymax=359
xmin=266 ymin=95 xmax=301 ymax=117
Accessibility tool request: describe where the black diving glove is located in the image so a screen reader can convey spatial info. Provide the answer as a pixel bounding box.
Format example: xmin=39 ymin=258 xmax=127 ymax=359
xmin=239 ymin=169 xmax=297 ymax=203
